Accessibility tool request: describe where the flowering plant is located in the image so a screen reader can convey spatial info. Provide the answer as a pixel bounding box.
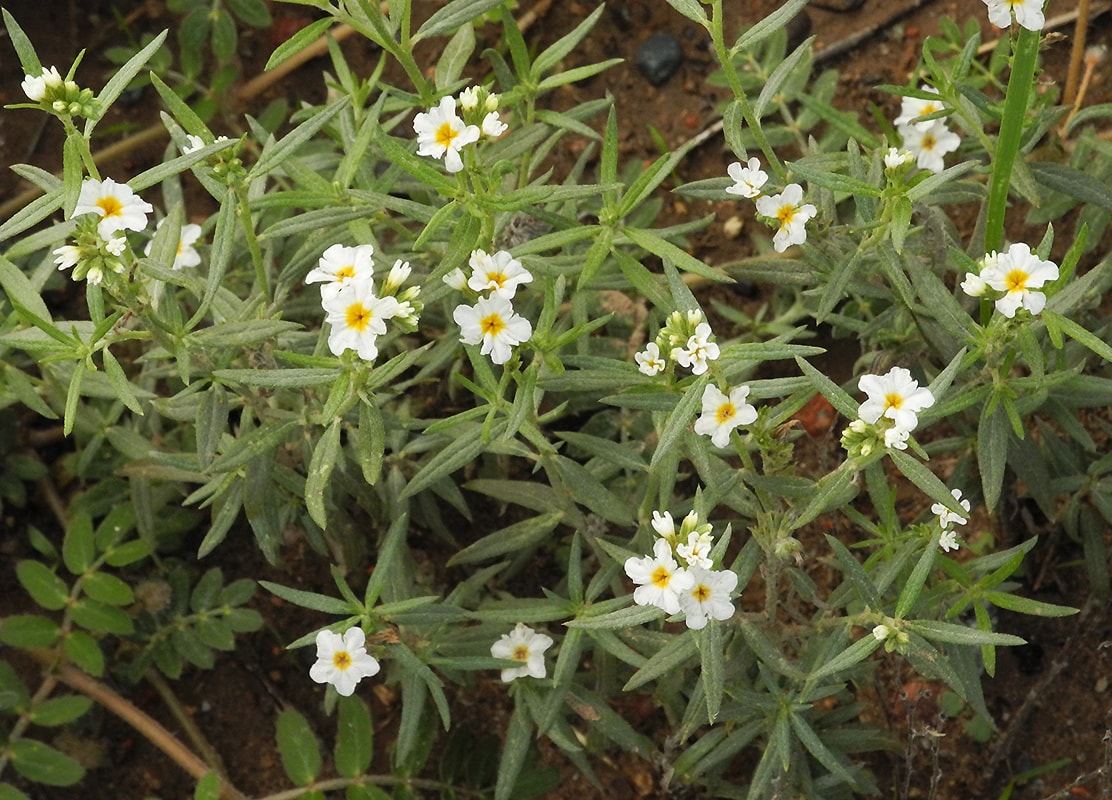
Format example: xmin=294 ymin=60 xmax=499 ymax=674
xmin=1 ymin=0 xmax=1110 ymax=798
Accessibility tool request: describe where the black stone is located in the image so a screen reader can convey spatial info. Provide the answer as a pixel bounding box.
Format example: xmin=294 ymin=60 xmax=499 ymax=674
xmin=635 ymin=31 xmax=683 ymax=87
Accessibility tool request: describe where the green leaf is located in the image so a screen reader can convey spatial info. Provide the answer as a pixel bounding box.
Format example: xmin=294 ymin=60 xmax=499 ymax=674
xmin=2 ymin=9 xmax=42 ymax=75
xmin=434 ymin=22 xmax=474 ymax=91
xmin=103 ymin=538 xmax=152 ymax=567
xmin=695 ymin=622 xmax=724 ymax=723
xmin=225 ymin=0 xmax=272 ymax=27
xmin=895 ymin=534 xmax=938 ymax=620
xmin=447 ymin=512 xmax=564 ymax=566
xmin=548 ymin=455 xmax=631 ymax=525
xmin=413 ymin=0 xmax=506 ymax=41
xmin=1029 ymin=161 xmax=1112 ymax=213
xmin=1042 ymin=310 xmax=1112 ymax=365
xmin=82 ymin=572 xmax=135 ymax=606
xmin=191 ymin=568 xmax=224 ymax=612
xmin=208 ymin=419 xmax=299 ymax=474
xmin=624 ymin=631 xmax=697 ymax=691
xmin=0 ymin=255 xmax=53 ymax=320
xmin=0 ymin=615 xmax=60 ymax=648
xmin=650 ymin=374 xmax=707 ymax=471
xmin=306 ymin=419 xmax=342 ymax=530
xmin=976 ymin=398 xmax=1010 ymax=511
xmin=63 ymin=630 xmax=105 ymax=676
xmin=265 ymin=18 xmax=333 ymax=71
xmin=70 ymin=599 xmax=134 ymax=635
xmin=401 ymin=425 xmax=492 ymax=500
xmin=335 ymin=695 xmax=374 ymax=778
xmin=259 ymin=581 xmax=355 ymax=615
xmin=16 ymin=561 xmax=69 ymax=611
xmin=61 ymin=512 xmax=95 ymax=575
xmin=807 ymin=633 xmax=882 ymax=682
xmin=210 ymin=9 xmax=238 ymax=61
xmin=733 ymin=0 xmax=808 ymax=53
xmin=493 ymin=697 xmax=533 ymax=800
xmin=194 ymin=771 xmax=221 ymax=800
xmin=566 ymin=602 xmax=661 ymax=630
xmin=89 ymin=30 xmax=168 ymax=130
xmin=28 ymin=696 xmax=93 ymax=727
xmin=907 ymin=620 xmax=1025 ymax=647
xmin=9 ymin=739 xmax=84 ymax=786
xmin=983 ymin=591 xmax=1078 ymax=617
xmin=353 ymin=400 xmax=385 ymax=485
xmin=276 ymin=708 xmax=322 ymax=786
xmin=249 ymin=95 xmax=346 ymax=179
xmin=0 ymin=781 xmax=32 ymax=800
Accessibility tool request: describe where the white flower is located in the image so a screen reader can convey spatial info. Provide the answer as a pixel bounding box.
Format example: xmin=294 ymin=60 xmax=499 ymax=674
xmin=754 ymin=183 xmax=817 ymax=252
xmin=857 ymin=367 xmax=935 ymax=433
xmin=932 ymin=488 xmax=971 ymax=530
xmin=872 ymin=624 xmax=892 ymax=641
xmin=384 ymin=259 xmax=411 ymax=293
xmin=459 ymin=86 xmax=481 ymax=111
xmin=884 ymin=147 xmax=913 ymax=168
xmin=52 ymin=244 xmax=82 ymax=273
xmin=725 ymin=157 xmax=769 ymax=199
xmin=650 ymin=510 xmax=676 ymax=539
xmin=467 ymin=249 xmax=532 ymax=298
xmin=624 ymin=538 xmax=694 ymax=615
xmin=453 ymin=293 xmax=532 ymax=365
xmin=676 ymin=530 xmax=714 ymax=570
xmin=443 ymin=267 xmax=468 ymax=291
xmin=979 ymin=242 xmax=1059 ymax=318
xmin=21 ymin=66 xmax=62 ymax=102
xmin=144 ymin=219 xmax=202 ymax=269
xmin=481 ymin=111 xmax=507 ymax=138
xmin=883 ymin=426 xmax=910 ymax=451
xmin=671 ymin=322 xmax=720 ymax=375
xmin=961 ymin=272 xmax=988 ymax=297
xmin=939 ymin=529 xmax=961 ymax=553
xmin=679 ymin=567 xmax=738 ymax=630
xmin=894 ymin=85 xmax=947 ymax=131
xmin=322 ymin=281 xmax=402 ymax=361
xmin=182 ymin=134 xmax=205 ymax=154
xmin=490 ymin=623 xmax=554 ymax=683
xmin=309 ymin=627 xmax=381 ymax=696
xmin=899 ymin=119 xmax=961 ymax=174
xmin=413 ymin=96 xmax=480 ymax=173
xmin=105 ymin=236 xmax=127 ymax=258
xmin=307 ymin=244 xmax=376 ymax=301
xmin=635 ymin=342 xmax=666 ymax=376
xmin=73 ymin=178 xmax=154 ymax=239
xmin=694 ymin=384 xmax=757 ymax=448
xmin=982 ymin=0 xmax=1045 ymax=31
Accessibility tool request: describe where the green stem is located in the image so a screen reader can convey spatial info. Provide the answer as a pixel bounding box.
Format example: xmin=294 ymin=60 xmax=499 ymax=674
xmin=708 ymin=0 xmax=783 ymax=179
xmin=984 ymin=26 xmax=1042 ymax=254
xmin=234 ymin=185 xmax=269 ymax=301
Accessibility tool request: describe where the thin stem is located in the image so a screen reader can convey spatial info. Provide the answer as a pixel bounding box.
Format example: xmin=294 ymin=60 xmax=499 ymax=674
xmin=235 ymin=185 xmax=269 ymax=301
xmin=23 ymin=649 xmax=247 ymax=800
xmin=983 ymin=26 xmax=1042 ymax=254
xmin=146 ymin=669 xmax=228 ymax=779
xmin=708 ymin=0 xmax=784 ymax=179
xmin=1062 ymin=0 xmax=1092 ymax=106
xmin=256 ymin=774 xmax=485 ymax=800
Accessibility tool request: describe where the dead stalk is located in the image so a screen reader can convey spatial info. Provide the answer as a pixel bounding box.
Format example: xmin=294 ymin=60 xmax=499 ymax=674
xmin=1063 ymin=0 xmax=1093 ymax=107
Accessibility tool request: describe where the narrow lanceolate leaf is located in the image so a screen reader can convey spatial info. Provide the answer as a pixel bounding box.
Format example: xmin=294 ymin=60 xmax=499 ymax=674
xmin=258 ymin=581 xmax=355 ymax=615
xmin=276 ymin=708 xmax=322 ymax=786
xmin=906 ymin=620 xmax=1025 ymax=647
xmin=305 ymin=419 xmax=342 ymax=530
xmin=447 ymin=512 xmax=564 ymax=566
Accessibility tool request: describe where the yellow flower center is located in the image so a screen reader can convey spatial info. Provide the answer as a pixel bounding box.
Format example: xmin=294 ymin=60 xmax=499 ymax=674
xmin=487 ymin=271 xmax=508 ymax=288
xmin=715 ymin=402 xmax=737 ymax=425
xmin=435 ymin=121 xmax=459 ymax=149
xmin=480 ymin=313 xmax=506 ymax=337
xmin=346 ymin=302 xmax=372 ymax=332
xmin=692 ymin=583 xmax=711 ymax=603
xmin=97 ymin=196 xmax=123 ymax=218
xmin=776 ymin=205 xmax=796 ymax=226
xmin=511 ymin=645 xmax=530 ymax=662
xmin=921 ymin=134 xmax=937 ymax=151
xmin=651 ymin=565 xmax=672 ymax=589
xmin=333 ymin=651 xmax=352 ymax=671
xmin=1004 ymin=269 xmax=1029 ymax=292
xmin=336 ymin=264 xmax=356 ymax=281
xmin=919 ymin=102 xmax=940 ymax=117
xmin=884 ymin=393 xmax=904 ymax=411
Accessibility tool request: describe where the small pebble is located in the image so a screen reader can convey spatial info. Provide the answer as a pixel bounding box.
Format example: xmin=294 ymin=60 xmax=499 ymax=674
xmin=723 ymin=215 xmax=744 ymax=238
xmin=1096 ymin=675 xmax=1108 ymax=693
xmin=636 ymin=31 xmax=683 ymax=87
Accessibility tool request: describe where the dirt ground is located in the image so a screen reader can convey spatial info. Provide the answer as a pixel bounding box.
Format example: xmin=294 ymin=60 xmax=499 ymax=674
xmin=2 ymin=1 xmax=1112 ymax=798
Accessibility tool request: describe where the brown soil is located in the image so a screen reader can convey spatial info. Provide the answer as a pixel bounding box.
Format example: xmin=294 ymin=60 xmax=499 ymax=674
xmin=2 ymin=1 xmax=1111 ymax=799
